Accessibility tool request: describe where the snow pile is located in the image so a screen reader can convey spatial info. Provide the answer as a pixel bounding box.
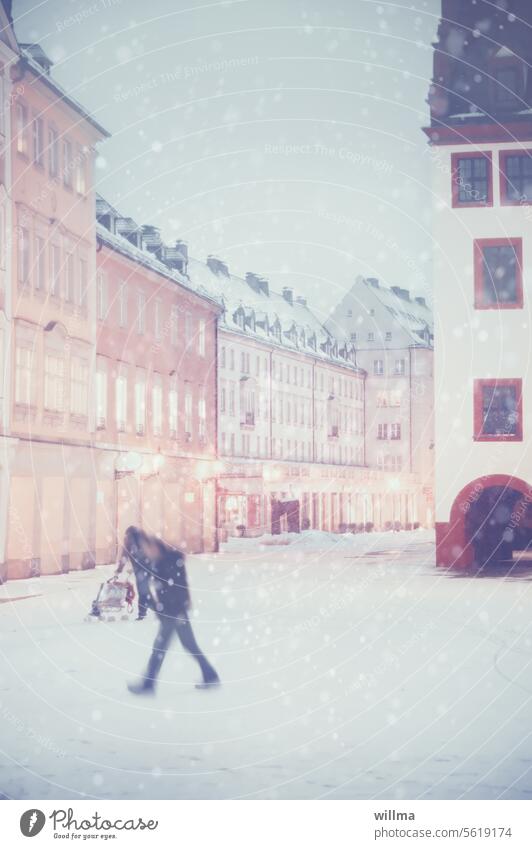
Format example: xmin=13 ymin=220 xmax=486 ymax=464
xmin=222 ymin=527 xmax=433 ymax=552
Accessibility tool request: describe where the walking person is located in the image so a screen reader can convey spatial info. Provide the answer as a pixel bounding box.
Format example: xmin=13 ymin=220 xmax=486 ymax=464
xmin=127 ymin=536 xmax=219 ymax=695
xmin=115 ymin=526 xmax=153 ymax=621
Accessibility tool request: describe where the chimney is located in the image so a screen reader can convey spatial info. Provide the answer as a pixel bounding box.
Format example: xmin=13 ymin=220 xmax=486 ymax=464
xmin=115 ymin=217 xmax=142 ymax=248
xmin=282 ymin=287 xmax=294 ymax=305
xmin=162 ymin=244 xmax=188 ymax=273
xmin=259 ymin=278 xmax=269 ymax=296
xmin=21 ymin=43 xmax=53 ymax=75
xmin=367 ymin=277 xmax=380 ymax=288
xmin=207 ymin=255 xmax=229 ymax=276
xmin=295 ymin=295 xmax=307 ymax=307
xmin=246 ymin=272 xmax=261 ymax=293
xmin=415 ymin=296 xmax=427 ymax=308
xmin=175 ymin=240 xmax=188 ymax=263
xmin=391 ymin=285 xmax=410 ymax=301
xmin=141 ymin=225 xmax=163 ymax=256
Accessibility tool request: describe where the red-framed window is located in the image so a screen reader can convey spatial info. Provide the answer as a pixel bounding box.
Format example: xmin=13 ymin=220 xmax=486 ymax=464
xmin=473 ymin=238 xmax=523 ymax=309
xmin=474 ymin=379 xmax=522 ymax=442
xmin=451 ymin=151 xmax=493 ymax=207
xmin=499 ymin=149 xmax=532 ymax=205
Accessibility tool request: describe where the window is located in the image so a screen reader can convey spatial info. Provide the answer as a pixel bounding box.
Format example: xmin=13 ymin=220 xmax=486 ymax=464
xmin=48 ymin=126 xmax=59 ymax=178
xmin=198 ymin=387 xmax=206 ymax=439
xmin=34 ymin=236 xmax=45 ymax=291
xmin=115 ymin=373 xmax=127 ymax=432
xmin=119 ymin=283 xmax=128 ymax=327
xmin=65 ymin=252 xmax=75 ymax=303
xmin=18 ymin=227 xmax=30 ymax=284
xmin=137 ymin=291 xmax=146 ymax=333
xmin=500 ymin=150 xmax=532 ymax=205
xmin=394 ymin=359 xmax=406 ymax=375
xmin=350 ymin=332 xmax=357 ymax=342
xmin=377 ymin=423 xmax=388 ymax=440
xmin=50 ymin=244 xmax=60 ymax=296
xmin=96 ymin=272 xmax=107 ymax=319
xmin=185 ymin=390 xmax=192 ymax=434
xmin=15 ymin=345 xmax=32 ymax=404
xmin=33 ymin=116 xmax=44 ymax=166
xmin=229 ymin=349 xmax=234 ymax=370
xmin=44 ymin=352 xmax=64 ymax=412
xmin=474 ymin=379 xmax=522 ymax=441
xmin=385 ymin=331 xmax=392 ymax=342
xmin=154 ymin=300 xmax=162 ymax=340
xmin=474 ymin=238 xmax=522 ymax=309
xmin=78 ymin=258 xmax=88 ymax=308
xmin=367 ymin=332 xmax=374 ymax=342
xmin=220 ymin=384 xmax=226 ymax=413
xmin=95 ymin=363 xmax=107 ymax=429
xmin=493 ymin=65 xmax=522 ymax=109
xmin=0 ymin=75 xmax=5 ymax=135
xmin=220 ymin=346 xmax=226 ymax=368
xmin=152 ymin=376 xmax=162 ymax=436
xmin=198 ymin=318 xmax=206 ymax=356
xmin=390 ymin=390 xmax=402 ymax=407
xmin=451 ymin=152 xmax=492 ymax=206
xmin=185 ymin=311 xmax=192 ymax=346
xmin=70 ymin=356 xmax=88 ymax=417
xmin=390 ymin=423 xmax=401 ymax=440
xmin=373 ymin=359 xmax=384 ymax=376
xmin=75 ymin=145 xmax=86 ymax=194
xmin=63 ymin=139 xmax=73 ymax=188
xmin=16 ymin=102 xmax=28 ymax=155
xmin=170 ymin=305 xmax=178 ymax=345
xmin=169 ymin=379 xmax=178 ymax=438
xmin=135 ymin=371 xmax=146 ymax=435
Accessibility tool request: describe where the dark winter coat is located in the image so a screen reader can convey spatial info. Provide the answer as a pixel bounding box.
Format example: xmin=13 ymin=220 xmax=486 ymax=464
xmin=150 ymin=549 xmax=191 ymax=616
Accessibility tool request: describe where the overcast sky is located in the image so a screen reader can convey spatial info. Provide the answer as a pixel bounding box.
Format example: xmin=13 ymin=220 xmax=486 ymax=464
xmin=12 ymin=0 xmax=439 ymax=318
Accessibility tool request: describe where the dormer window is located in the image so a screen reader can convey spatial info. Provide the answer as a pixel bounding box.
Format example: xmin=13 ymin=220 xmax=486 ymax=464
xmin=234 ymin=309 xmax=245 ymax=329
xmin=491 ymin=51 xmax=526 ymax=111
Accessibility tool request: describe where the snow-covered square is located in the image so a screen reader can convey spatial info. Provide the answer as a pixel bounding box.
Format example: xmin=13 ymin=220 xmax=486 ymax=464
xmin=1 ymin=529 xmax=532 ymax=800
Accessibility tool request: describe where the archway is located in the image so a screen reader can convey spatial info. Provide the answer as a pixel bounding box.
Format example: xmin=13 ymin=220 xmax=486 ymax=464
xmin=438 ymin=475 xmax=532 ymax=569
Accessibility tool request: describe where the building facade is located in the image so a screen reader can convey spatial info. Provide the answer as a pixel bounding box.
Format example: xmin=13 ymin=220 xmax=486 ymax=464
xmin=425 ymin=0 xmax=532 ymax=568
xmin=3 ymin=35 xmax=109 ymax=579
xmin=94 ymin=201 xmax=220 ymax=560
xmin=327 ymin=276 xmax=434 ymax=527
xmin=190 ymin=258 xmax=431 ymax=537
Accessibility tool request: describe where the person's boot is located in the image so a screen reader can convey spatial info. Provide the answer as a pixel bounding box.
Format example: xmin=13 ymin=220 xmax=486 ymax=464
xmin=195 ymin=669 xmax=220 ymax=690
xmin=127 ymin=679 xmax=155 ymax=696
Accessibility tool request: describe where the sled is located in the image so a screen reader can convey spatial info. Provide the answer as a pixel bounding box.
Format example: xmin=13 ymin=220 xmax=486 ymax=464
xmin=85 ymin=577 xmax=135 ymax=622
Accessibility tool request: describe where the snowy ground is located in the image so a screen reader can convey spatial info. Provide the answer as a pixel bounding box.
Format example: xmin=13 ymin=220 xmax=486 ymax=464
xmin=1 ymin=528 xmax=532 ymax=800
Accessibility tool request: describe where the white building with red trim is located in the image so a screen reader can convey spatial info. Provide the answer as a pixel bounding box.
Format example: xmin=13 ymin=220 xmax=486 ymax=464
xmin=425 ymin=0 xmax=532 ymax=569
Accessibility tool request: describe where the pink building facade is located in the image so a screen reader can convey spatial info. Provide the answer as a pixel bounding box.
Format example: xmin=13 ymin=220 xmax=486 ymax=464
xmin=2 ymin=34 xmax=108 ymax=579
xmin=93 ymin=210 xmax=220 ymax=561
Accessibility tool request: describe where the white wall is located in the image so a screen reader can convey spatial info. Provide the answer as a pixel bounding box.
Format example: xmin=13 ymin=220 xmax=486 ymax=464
xmin=431 ymin=141 xmax=532 ymax=522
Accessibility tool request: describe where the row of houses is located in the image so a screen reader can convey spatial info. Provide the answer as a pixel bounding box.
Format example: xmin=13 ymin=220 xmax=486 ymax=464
xmin=0 ymin=1 xmax=434 ymax=580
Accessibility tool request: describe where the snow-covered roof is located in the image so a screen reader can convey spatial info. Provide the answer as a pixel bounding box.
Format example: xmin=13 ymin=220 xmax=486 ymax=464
xmin=19 ymin=45 xmax=109 ymax=138
xmin=96 ymin=195 xmax=360 ymax=370
xmin=361 ymin=277 xmax=433 ymax=347
xmin=96 ymin=223 xmax=222 ymax=312
xmin=185 ymin=256 xmax=360 ymax=369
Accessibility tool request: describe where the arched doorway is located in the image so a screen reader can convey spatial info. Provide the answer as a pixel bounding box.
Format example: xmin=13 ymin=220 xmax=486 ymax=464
xmin=438 ymin=475 xmax=532 ymax=569
xmin=466 ymin=485 xmax=523 ymax=569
